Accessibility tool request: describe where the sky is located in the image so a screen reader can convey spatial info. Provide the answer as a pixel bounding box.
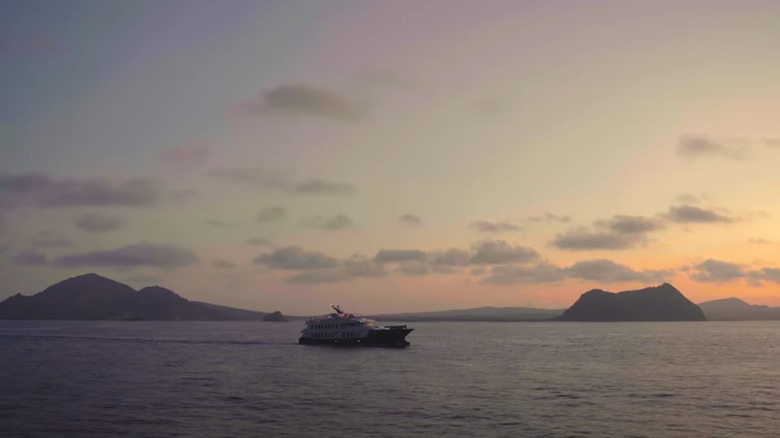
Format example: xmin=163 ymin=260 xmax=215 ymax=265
xmin=2 ymin=0 xmax=780 ymax=314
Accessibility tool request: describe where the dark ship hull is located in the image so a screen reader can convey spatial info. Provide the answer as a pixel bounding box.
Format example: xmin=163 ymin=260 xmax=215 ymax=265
xmin=299 ymin=326 xmax=413 ymax=348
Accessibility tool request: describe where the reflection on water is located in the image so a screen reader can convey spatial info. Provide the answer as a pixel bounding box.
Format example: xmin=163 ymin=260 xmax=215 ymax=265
xmin=1 ymin=320 xmax=779 ymax=437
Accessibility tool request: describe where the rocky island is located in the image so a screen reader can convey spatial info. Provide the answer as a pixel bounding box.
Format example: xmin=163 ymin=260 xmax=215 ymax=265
xmin=0 ymin=273 xmax=287 ymax=321
xmin=557 ymin=283 xmax=706 ymax=321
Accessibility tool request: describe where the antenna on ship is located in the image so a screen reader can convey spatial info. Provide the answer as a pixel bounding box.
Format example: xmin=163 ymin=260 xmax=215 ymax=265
xmin=331 ymin=304 xmax=343 ymax=314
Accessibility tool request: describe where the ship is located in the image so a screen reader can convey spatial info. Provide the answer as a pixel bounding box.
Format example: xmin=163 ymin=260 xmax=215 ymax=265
xmin=298 ymin=305 xmax=413 ymax=347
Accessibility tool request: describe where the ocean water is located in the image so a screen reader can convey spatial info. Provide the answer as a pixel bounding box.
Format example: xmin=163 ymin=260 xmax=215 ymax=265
xmin=1 ymin=321 xmax=779 ymax=438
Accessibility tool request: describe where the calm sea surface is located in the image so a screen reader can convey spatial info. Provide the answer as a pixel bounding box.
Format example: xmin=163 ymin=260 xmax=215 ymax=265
xmin=1 ymin=320 xmax=779 ymax=437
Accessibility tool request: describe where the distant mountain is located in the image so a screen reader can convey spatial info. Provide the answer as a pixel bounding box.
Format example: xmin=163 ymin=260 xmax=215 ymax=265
xmin=558 ymin=283 xmax=706 ymax=321
xmin=699 ymin=297 xmax=780 ymax=321
xmin=0 ymin=273 xmax=285 ymax=321
xmin=369 ymin=306 xmax=564 ymax=322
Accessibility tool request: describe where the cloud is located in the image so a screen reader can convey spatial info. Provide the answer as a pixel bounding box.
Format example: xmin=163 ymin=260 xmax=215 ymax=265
xmin=482 ymin=259 xmax=670 ymax=285
xmin=54 ymin=243 xmax=199 ymax=268
xmin=76 ymin=213 xmax=124 ymax=232
xmin=525 ymin=213 xmax=571 ymax=223
xmin=0 ymin=173 xmax=165 ymax=208
xmin=214 ymin=260 xmax=236 ymax=269
xmin=399 ymin=214 xmax=423 ymax=226
xmin=210 ymin=168 xmax=356 ymax=196
xmin=209 ymin=167 xmax=290 ymax=189
xmin=319 ymin=214 xmax=354 ymax=230
xmin=230 ymin=83 xmax=363 ymax=121
xmin=247 ymin=237 xmax=275 ymax=247
xmin=751 ymin=268 xmax=780 ymax=284
xmin=677 ymin=135 xmax=749 ymax=160
xmin=375 ymin=249 xmax=427 ymax=263
xmin=567 ymin=259 xmax=670 ymax=283
xmin=748 ymin=238 xmax=775 ymax=245
xmin=303 ymin=214 xmax=355 ymax=230
xmin=469 ymin=240 xmax=539 ymax=265
xmin=12 ymin=249 xmax=49 ymax=266
xmin=159 ymin=139 xmax=211 ymax=167
xmin=482 ymin=262 xmax=567 ymax=284
xmin=283 ymin=256 xmax=385 ymax=284
xmin=675 ymin=193 xmax=710 ymax=204
xmin=470 ymin=221 xmax=521 ymax=232
xmin=763 ymin=138 xmax=780 ymax=148
xmin=689 ymin=259 xmax=745 ymax=283
xmin=285 ymin=271 xmax=346 ymax=284
xmin=430 ymin=248 xmax=471 ymax=266
xmin=257 ymin=206 xmax=287 ymax=223
xmin=665 ymin=205 xmax=734 ymax=223
xmin=596 ymin=215 xmax=664 ymax=235
xmin=255 ymin=246 xmax=339 ymax=270
xmin=552 ymin=228 xmax=639 ymax=250
xmin=344 ymin=257 xmax=385 ymax=277
xmin=396 ymin=261 xmax=431 ymax=276
xmin=205 ymin=219 xmax=235 ymax=228
xmin=294 ymin=180 xmax=356 ymax=195
xmin=30 ymin=235 xmax=73 ymax=248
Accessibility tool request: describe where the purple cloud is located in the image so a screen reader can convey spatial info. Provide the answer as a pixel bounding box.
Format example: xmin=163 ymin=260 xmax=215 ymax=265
xmin=13 ymin=249 xmax=49 ymax=266
xmin=54 ymin=243 xmax=199 ymax=268
xmin=76 ymin=213 xmax=124 ymax=232
xmin=0 ymin=173 xmax=164 ymax=208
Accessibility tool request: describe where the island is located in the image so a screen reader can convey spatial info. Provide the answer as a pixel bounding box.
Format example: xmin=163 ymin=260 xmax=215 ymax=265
xmin=557 ymin=283 xmax=706 ymax=321
xmin=0 ymin=273 xmax=288 ymax=321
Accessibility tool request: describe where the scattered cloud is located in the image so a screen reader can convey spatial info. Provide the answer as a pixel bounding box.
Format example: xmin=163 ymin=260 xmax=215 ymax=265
xmin=595 ymin=215 xmax=664 ymax=235
xmin=677 ymin=135 xmax=749 ymax=161
xmin=12 ymin=249 xmax=49 ymax=266
xmin=470 ymin=221 xmax=521 ymax=232
xmin=159 ymin=139 xmax=211 ymax=167
xmin=375 ymin=249 xmax=427 ymax=263
xmin=30 ymin=235 xmax=73 ymax=248
xmin=469 ymin=240 xmax=539 ymax=265
xmin=54 ymin=243 xmax=199 ymax=268
xmin=429 ymin=248 xmax=471 ymax=266
xmin=257 ymin=206 xmax=287 ymax=223
xmin=344 ymin=257 xmax=385 ymax=277
xmin=675 ymin=193 xmax=710 ymax=204
xmin=285 ymin=271 xmax=346 ymax=284
xmin=0 ymin=173 xmax=165 ymax=208
xmin=748 ymin=238 xmax=775 ymax=245
xmin=214 ymin=260 xmax=236 ymax=269
xmin=552 ymin=228 xmax=639 ymax=250
xmin=665 ymin=205 xmax=734 ymax=223
xmin=483 ymin=259 xmax=670 ymax=285
xmin=482 ymin=262 xmax=567 ymax=285
xmin=396 ymin=261 xmax=431 ymax=276
xmin=247 ymin=237 xmax=275 ymax=247
xmin=751 ymin=268 xmax=780 ymax=284
xmin=230 ymin=83 xmax=363 ymax=121
xmin=76 ymin=213 xmax=124 ymax=232
xmin=205 ymin=219 xmax=235 ymax=228
xmin=762 ymin=138 xmax=780 ymax=148
xmin=525 ymin=213 xmax=571 ymax=223
xmin=255 ymin=246 xmax=339 ymax=270
xmin=293 ymin=180 xmax=356 ymax=196
xmin=209 ymin=167 xmax=290 ymax=189
xmin=567 ymin=259 xmax=671 ymax=283
xmin=320 ymin=214 xmax=354 ymax=230
xmin=210 ymin=168 xmax=356 ymax=196
xmin=689 ymin=259 xmax=745 ymax=283
xmin=399 ymin=214 xmax=423 ymax=226
xmin=304 ymin=214 xmax=355 ymax=230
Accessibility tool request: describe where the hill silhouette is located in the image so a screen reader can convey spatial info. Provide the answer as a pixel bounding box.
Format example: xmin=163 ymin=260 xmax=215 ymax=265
xmin=699 ymin=297 xmax=780 ymax=320
xmin=0 ymin=273 xmax=284 ymax=321
xmin=558 ymin=283 xmax=706 ymax=321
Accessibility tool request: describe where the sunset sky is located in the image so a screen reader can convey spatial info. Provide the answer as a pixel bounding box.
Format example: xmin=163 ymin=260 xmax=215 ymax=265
xmin=2 ymin=0 xmax=780 ymax=314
